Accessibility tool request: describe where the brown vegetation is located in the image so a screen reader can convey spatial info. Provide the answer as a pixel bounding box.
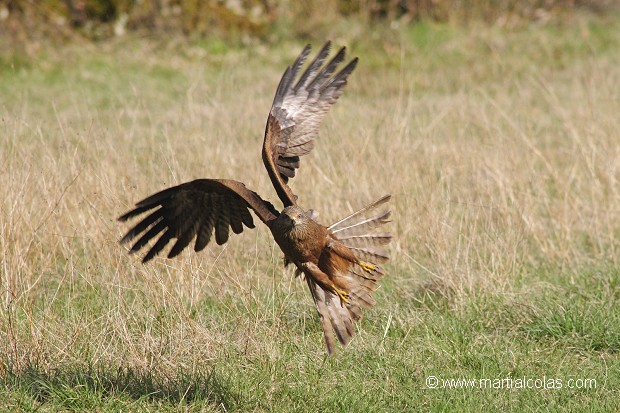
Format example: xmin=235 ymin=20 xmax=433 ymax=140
xmin=2 ymin=0 xmax=617 ymax=44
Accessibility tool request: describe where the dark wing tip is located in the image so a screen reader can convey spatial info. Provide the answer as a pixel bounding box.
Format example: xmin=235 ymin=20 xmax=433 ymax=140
xmin=334 ymin=45 xmax=346 ymax=60
xmin=117 ymin=206 xmax=146 ymax=222
xmin=119 ymin=232 xmax=132 ymax=245
xmin=318 ymin=41 xmax=334 ymax=58
xmin=338 ymin=57 xmax=359 ymax=79
xmin=319 ymin=41 xmax=332 ymax=55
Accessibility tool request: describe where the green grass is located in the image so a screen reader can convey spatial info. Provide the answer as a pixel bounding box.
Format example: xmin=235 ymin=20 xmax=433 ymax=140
xmin=2 ymin=14 xmax=620 ymax=412
xmin=4 ymin=268 xmax=618 ymax=411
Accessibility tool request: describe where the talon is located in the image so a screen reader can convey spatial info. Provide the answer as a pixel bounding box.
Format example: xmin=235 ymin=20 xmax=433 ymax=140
xmin=360 ymin=261 xmax=377 ymax=273
xmin=334 ymin=287 xmax=350 ymax=305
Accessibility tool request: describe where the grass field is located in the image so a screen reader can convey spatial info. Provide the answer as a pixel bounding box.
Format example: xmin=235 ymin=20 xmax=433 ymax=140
xmin=2 ymin=14 xmax=620 ymax=412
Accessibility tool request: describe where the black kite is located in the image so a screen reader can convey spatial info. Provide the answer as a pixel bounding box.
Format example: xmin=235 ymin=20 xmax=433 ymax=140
xmin=119 ymin=42 xmax=392 ymax=355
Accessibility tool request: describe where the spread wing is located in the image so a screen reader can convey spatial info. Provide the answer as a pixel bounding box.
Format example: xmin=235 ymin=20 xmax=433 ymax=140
xmin=262 ymin=42 xmax=358 ymax=207
xmin=118 ymin=179 xmax=279 ymax=263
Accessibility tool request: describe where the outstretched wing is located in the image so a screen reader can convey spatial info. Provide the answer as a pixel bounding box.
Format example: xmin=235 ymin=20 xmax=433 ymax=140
xmin=263 ymin=42 xmax=358 ymax=207
xmin=118 ymin=179 xmax=279 ymax=263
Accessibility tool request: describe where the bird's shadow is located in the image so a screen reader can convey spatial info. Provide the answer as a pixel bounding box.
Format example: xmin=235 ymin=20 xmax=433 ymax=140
xmin=7 ymin=361 xmax=239 ymax=409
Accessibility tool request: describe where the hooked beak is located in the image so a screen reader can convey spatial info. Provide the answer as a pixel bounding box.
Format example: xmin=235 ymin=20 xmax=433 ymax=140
xmin=285 ymin=212 xmax=302 ymax=227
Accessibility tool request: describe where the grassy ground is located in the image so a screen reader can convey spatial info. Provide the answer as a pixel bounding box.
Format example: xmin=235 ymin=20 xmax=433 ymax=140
xmin=2 ymin=14 xmax=620 ymax=412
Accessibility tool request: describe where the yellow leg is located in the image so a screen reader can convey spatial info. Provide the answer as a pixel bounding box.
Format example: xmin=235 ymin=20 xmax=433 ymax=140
xmin=299 ymin=261 xmax=351 ymax=306
xmin=359 ymin=261 xmax=377 ymax=273
xmin=334 ymin=287 xmax=350 ymax=305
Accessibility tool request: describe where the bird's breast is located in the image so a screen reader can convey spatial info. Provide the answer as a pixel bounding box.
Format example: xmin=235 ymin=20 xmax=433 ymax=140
xmin=271 ymin=221 xmax=327 ymax=265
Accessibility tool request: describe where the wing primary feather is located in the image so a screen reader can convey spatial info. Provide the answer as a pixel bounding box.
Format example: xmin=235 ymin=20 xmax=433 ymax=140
xmin=134 ymin=186 xmax=182 ymax=208
xmin=142 ymin=228 xmax=174 ymax=263
xmin=168 ymin=220 xmax=200 ymax=259
xmin=229 ymin=199 xmax=244 ymax=234
xmin=120 ymin=208 xmax=162 ymax=244
xmin=238 ymin=205 xmax=255 ymax=228
xmin=307 ymin=46 xmax=346 ymax=91
xmin=129 ymin=219 xmax=166 ymax=254
xmin=274 ymin=44 xmax=312 ymax=104
xmin=272 ymin=66 xmax=292 ymax=106
xmin=118 ymin=204 xmax=156 ymax=222
xmin=215 ymin=206 xmax=230 ymax=245
xmin=321 ymin=57 xmax=358 ymax=94
xmin=194 ymin=210 xmax=216 ymax=252
xmin=294 ymin=41 xmax=331 ymax=92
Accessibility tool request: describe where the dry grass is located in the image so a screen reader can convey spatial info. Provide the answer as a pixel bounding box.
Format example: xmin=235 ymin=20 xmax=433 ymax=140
xmin=1 ymin=16 xmax=619 ymax=411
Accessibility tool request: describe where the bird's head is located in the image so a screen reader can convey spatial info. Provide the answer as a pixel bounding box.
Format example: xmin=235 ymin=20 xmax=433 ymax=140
xmin=281 ymin=206 xmax=310 ymax=228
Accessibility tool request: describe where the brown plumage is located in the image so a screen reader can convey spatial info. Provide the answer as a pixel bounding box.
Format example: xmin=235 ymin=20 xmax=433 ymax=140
xmin=118 ymin=42 xmax=391 ymax=355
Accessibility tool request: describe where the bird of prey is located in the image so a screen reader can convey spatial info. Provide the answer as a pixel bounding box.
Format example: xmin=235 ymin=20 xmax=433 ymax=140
xmin=118 ymin=42 xmax=391 ymax=355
